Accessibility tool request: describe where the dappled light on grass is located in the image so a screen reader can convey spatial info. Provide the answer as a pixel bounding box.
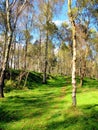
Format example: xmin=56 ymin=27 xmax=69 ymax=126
xmin=0 ymin=76 xmax=98 ymax=130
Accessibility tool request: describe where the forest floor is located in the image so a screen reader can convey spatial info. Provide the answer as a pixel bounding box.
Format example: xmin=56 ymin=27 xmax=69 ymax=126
xmin=0 ymin=74 xmax=98 ymax=130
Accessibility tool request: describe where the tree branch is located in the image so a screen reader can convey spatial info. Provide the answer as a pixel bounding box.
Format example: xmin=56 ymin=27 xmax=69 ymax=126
xmin=13 ymin=0 xmax=29 ymax=29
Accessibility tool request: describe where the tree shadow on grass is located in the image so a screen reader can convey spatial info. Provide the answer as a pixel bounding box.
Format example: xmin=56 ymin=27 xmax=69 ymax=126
xmin=0 ymin=89 xmax=65 ymax=129
xmin=0 ymin=97 xmax=44 ymax=124
xmin=46 ymin=104 xmax=98 ymax=130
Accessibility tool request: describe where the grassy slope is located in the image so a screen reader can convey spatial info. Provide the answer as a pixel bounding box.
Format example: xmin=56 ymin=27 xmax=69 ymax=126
xmin=0 ymin=75 xmax=98 ymax=130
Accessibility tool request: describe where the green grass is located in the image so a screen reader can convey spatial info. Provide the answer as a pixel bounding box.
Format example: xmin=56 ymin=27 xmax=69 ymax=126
xmin=0 ymin=76 xmax=98 ymax=130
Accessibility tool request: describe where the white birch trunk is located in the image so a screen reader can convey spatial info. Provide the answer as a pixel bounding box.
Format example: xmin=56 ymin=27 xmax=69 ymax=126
xmin=68 ymin=0 xmax=77 ymax=106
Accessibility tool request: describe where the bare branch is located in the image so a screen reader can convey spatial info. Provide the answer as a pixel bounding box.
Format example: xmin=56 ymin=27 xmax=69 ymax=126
xmin=10 ymin=0 xmax=17 ymax=8
xmin=13 ymin=0 xmax=29 ymax=29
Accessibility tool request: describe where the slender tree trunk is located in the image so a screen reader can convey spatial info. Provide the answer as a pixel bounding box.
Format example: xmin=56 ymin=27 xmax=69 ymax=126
xmin=39 ymin=31 xmax=42 ymax=73
xmin=2 ymin=32 xmax=7 ymax=64
xmin=13 ymin=42 xmax=16 ymax=69
xmin=43 ymin=31 xmax=48 ymax=84
xmin=80 ymin=68 xmax=83 ymax=87
xmin=0 ymin=33 xmax=13 ymax=97
xmin=72 ymin=24 xmax=77 ymax=106
xmin=0 ymin=0 xmax=13 ymax=98
xmin=79 ymin=59 xmax=83 ymax=87
xmin=24 ymin=72 xmax=29 ymax=87
xmin=17 ymin=43 xmax=20 ymax=69
xmin=0 ymin=72 xmax=5 ymax=97
xmin=80 ymin=59 xmax=86 ymax=87
xmin=24 ymin=40 xmax=28 ymax=69
xmin=68 ymin=0 xmax=77 ymax=106
xmin=10 ymin=45 xmax=13 ymax=69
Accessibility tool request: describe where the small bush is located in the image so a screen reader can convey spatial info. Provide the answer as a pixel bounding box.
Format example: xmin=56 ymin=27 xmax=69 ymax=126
xmin=4 ymin=80 xmax=16 ymax=92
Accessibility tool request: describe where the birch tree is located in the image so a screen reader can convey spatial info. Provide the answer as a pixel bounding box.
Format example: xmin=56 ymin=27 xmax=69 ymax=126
xmin=0 ymin=0 xmax=29 ymax=98
xmin=36 ymin=0 xmax=64 ymax=83
xmin=68 ymin=0 xmax=77 ymax=106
